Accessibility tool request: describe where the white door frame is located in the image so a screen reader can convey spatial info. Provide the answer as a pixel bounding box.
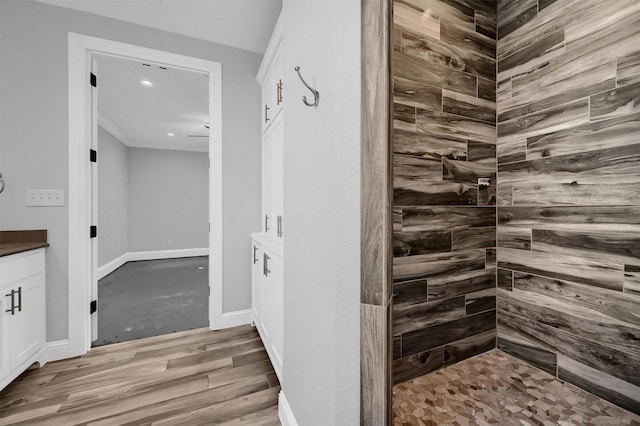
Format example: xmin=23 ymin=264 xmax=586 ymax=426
xmin=68 ymin=33 xmax=223 ymax=357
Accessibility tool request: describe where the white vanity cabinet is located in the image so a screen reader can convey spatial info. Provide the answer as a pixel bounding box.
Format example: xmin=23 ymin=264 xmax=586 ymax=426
xmin=0 ymin=248 xmax=47 ymax=390
xmin=252 ymin=11 xmax=284 ymax=383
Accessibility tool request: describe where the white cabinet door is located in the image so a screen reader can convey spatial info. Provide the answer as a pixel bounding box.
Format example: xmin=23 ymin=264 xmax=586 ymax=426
xmin=272 ymin=50 xmax=284 ymax=120
xmin=9 ymin=271 xmax=45 ymax=370
xmin=259 ymin=251 xmax=272 ymax=342
xmin=262 ymin=128 xmax=275 ymax=236
xmin=261 ymin=72 xmax=274 ymax=134
xmin=251 ymin=241 xmax=262 ymax=325
xmin=260 ymin=249 xmax=283 ymax=379
xmin=0 ymin=294 xmax=9 ymax=381
xmin=268 ymin=253 xmax=283 ymax=375
xmin=271 ymin=117 xmax=284 ymax=239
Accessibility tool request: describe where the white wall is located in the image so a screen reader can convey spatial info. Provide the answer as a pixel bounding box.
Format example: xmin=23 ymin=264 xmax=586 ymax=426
xmin=0 ymin=0 xmax=262 ymax=340
xmin=97 ymin=125 xmax=129 ymax=267
xmin=282 ymin=0 xmax=361 ymax=424
xmin=128 ymin=147 xmax=208 ymax=252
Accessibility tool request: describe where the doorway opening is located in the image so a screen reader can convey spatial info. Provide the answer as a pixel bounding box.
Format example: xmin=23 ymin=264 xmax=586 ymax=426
xmin=92 ymin=53 xmax=211 ymax=346
xmin=68 ymin=34 xmax=223 ymax=357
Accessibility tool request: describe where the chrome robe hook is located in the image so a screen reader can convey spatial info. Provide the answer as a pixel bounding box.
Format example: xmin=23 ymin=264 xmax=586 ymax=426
xmin=295 ymin=66 xmax=319 ymax=107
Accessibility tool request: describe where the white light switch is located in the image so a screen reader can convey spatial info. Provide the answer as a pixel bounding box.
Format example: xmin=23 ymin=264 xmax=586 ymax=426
xmin=26 ymin=190 xmax=65 ymax=207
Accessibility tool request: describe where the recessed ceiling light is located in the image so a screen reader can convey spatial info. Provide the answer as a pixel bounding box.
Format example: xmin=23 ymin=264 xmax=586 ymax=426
xmin=166 ymin=132 xmax=175 ymax=137
xmin=140 ymin=80 xmax=154 ymax=87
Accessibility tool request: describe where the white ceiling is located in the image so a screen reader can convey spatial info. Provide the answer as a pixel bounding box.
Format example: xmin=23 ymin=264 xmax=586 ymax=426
xmin=36 ymin=0 xmax=282 ymax=54
xmin=95 ymin=54 xmax=210 ymax=152
xmin=38 ymin=0 xmax=283 ymax=152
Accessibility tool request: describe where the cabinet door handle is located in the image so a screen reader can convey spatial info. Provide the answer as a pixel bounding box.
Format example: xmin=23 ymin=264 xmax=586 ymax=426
xmin=277 ymin=80 xmax=283 ymax=105
xmin=263 ymin=253 xmax=271 ymax=277
xmin=17 ymin=286 xmax=22 ymax=312
xmin=264 ymin=104 xmax=270 ymax=123
xmin=5 ymin=289 xmax=15 ymax=315
xmin=253 ymin=245 xmax=259 ymax=264
xmin=265 ymin=214 xmax=270 ymax=232
xmin=277 ymin=215 xmax=283 ymax=238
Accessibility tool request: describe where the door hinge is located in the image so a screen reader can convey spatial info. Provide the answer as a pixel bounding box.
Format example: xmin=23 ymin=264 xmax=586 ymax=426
xmin=90 ymin=226 xmax=97 ymax=238
xmin=90 ymin=149 xmax=97 ymax=163
xmin=90 ymin=300 xmax=97 ymax=314
xmin=90 ymin=72 xmax=97 ymax=87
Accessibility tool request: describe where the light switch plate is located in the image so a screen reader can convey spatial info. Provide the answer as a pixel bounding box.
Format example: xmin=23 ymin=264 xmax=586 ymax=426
xmin=26 ymin=190 xmax=65 ymax=206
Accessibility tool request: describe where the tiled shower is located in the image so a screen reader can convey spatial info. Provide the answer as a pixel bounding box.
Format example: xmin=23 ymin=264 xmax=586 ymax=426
xmin=391 ymin=0 xmax=640 ymax=416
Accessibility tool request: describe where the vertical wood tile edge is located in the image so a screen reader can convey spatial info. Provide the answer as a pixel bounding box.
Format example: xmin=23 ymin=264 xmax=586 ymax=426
xmin=361 ymin=301 xmax=392 ymax=426
xmin=362 ymin=0 xmax=392 ymax=424
xmin=361 ymin=0 xmax=392 ymax=307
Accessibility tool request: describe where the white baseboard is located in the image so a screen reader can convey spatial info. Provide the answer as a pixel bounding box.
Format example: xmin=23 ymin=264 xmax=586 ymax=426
xmin=213 ymin=309 xmax=252 ymax=330
xmin=97 ymin=253 xmax=128 ymax=280
xmin=98 ymin=248 xmax=209 ymax=279
xmin=42 ymin=340 xmax=71 ymax=365
xmin=279 ymin=391 xmax=299 ymax=426
xmin=128 ymin=248 xmax=209 ymax=262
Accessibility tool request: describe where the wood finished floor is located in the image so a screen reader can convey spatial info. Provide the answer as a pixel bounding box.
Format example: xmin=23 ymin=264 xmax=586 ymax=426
xmin=0 ymin=325 xmax=281 ymax=425
xmin=393 ymin=350 xmax=640 ymax=426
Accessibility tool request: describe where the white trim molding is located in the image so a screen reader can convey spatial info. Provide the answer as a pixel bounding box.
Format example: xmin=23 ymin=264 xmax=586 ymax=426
xmin=97 ymin=248 xmax=209 ymax=280
xmin=68 ymin=33 xmax=224 ymax=359
xmin=278 ymin=391 xmax=299 ymax=426
xmin=216 ymin=309 xmax=253 ymax=329
xmin=42 ymin=340 xmax=71 ymax=365
xmin=97 ymin=253 xmax=129 ymax=280
xmin=128 ymin=248 xmax=209 ymax=262
xmin=97 ymin=112 xmax=130 ymax=146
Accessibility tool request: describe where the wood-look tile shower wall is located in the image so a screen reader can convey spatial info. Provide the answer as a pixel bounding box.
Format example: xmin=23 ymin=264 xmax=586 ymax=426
xmin=391 ymin=0 xmax=498 ymax=384
xmin=495 ymin=0 xmax=640 ymax=414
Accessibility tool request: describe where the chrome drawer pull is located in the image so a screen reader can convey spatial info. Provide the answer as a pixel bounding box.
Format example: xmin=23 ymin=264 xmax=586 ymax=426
xmin=5 ymin=290 xmax=15 ymax=315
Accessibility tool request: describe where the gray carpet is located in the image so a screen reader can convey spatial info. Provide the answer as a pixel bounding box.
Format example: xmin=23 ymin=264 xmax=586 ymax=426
xmin=93 ymin=256 xmax=209 ymax=347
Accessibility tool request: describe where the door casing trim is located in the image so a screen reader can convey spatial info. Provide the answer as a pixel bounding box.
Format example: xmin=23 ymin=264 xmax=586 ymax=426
xmin=67 ymin=33 xmax=223 ymax=357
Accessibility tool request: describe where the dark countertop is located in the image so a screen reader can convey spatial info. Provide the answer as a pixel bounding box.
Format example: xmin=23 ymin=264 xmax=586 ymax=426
xmin=0 ymin=230 xmax=49 ymax=257
xmin=0 ymin=242 xmax=49 ymax=257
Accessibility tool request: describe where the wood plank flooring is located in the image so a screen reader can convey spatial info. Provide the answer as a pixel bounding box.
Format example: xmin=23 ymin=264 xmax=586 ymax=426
xmin=0 ymin=326 xmax=281 ymax=425
xmin=393 ymin=350 xmax=640 ymax=425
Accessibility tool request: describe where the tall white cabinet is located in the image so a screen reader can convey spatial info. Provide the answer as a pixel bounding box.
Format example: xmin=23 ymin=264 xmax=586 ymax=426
xmin=252 ymin=14 xmax=284 ymax=382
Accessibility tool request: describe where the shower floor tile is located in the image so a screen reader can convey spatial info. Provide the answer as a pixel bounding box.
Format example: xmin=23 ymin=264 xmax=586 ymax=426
xmin=393 ymin=350 xmax=640 ymax=426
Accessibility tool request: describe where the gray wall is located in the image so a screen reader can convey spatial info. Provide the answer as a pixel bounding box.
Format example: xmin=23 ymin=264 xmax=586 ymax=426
xmin=282 ymin=0 xmax=360 ymax=424
xmin=0 ymin=0 xmax=262 ymax=340
xmin=128 ymin=147 xmax=208 ymax=253
xmin=97 ymin=125 xmax=129 ymax=266
xmin=97 ymin=126 xmax=209 ymax=267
